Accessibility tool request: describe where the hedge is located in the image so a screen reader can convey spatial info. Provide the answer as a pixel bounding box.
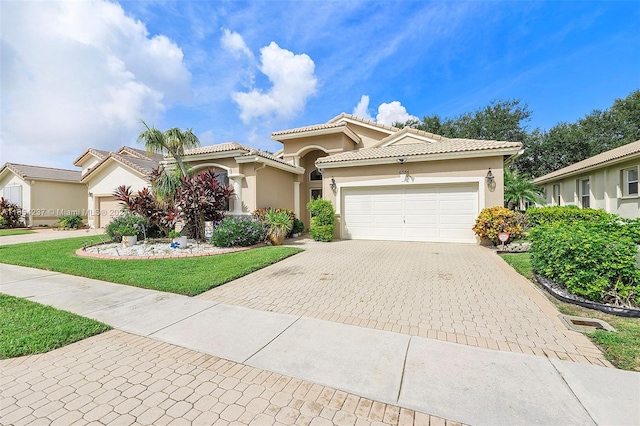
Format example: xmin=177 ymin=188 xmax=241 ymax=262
xmin=529 ymin=216 xmax=640 ymax=308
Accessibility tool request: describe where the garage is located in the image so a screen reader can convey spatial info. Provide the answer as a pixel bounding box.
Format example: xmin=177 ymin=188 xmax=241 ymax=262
xmin=97 ymin=196 xmax=123 ymax=228
xmin=342 ymin=183 xmax=478 ymax=243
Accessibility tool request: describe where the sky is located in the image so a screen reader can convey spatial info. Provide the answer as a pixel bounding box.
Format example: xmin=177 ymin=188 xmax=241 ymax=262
xmin=1 ymin=0 xmax=638 ymax=170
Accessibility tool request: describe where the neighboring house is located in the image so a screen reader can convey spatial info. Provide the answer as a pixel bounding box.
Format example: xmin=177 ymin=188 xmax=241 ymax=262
xmin=534 ymin=140 xmax=640 ymax=219
xmin=74 ymin=146 xmax=163 ymax=228
xmin=0 ymin=163 xmax=86 ymax=226
xmin=178 ymin=114 xmax=522 ymax=243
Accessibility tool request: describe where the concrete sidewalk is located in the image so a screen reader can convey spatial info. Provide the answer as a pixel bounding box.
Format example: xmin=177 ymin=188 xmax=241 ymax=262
xmin=0 ymin=228 xmax=106 ymax=245
xmin=1 ymin=264 xmax=639 ymax=425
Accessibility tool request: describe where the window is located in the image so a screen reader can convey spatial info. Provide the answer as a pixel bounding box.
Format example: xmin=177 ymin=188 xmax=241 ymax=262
xmin=310 ymin=189 xmax=322 ymax=200
xmin=579 ymin=178 xmax=590 ymax=208
xmin=309 ymin=169 xmax=322 ymax=181
xmin=623 ymin=167 xmax=638 ymax=197
xmin=215 ymin=172 xmax=230 ymax=211
xmin=552 ymin=184 xmax=561 ymax=206
xmin=3 ymin=186 xmax=22 ymax=207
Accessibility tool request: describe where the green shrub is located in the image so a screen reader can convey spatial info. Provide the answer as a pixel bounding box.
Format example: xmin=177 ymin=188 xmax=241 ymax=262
xmin=526 ymin=205 xmax=610 ymax=227
xmin=253 ymin=207 xmax=297 ymax=237
xmin=307 ymin=198 xmax=335 ymax=242
xmin=58 ymin=214 xmax=83 ymax=229
xmin=105 ymin=214 xmax=148 ymax=242
xmin=0 ymin=217 xmax=7 ymax=229
xmin=530 ymin=223 xmax=640 ymax=307
xmin=292 ymin=218 xmax=305 ymax=235
xmin=210 ymin=217 xmax=265 ymax=247
xmin=472 ymin=206 xmax=524 ymax=244
xmin=0 ymin=197 xmax=23 ymax=228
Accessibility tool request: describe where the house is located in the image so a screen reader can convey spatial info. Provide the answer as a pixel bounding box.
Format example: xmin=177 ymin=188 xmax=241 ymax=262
xmin=178 ymin=114 xmax=522 ymax=243
xmin=0 ymin=163 xmax=86 ymax=226
xmin=74 ymin=146 xmax=163 ymax=228
xmin=533 ymin=140 xmax=640 ymax=219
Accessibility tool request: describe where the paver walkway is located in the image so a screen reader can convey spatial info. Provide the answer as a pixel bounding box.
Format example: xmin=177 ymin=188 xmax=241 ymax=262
xmin=2 ymin=263 xmax=639 ymax=425
xmin=1 ymin=331 xmax=454 ymax=426
xmin=199 ymin=239 xmax=609 ymax=366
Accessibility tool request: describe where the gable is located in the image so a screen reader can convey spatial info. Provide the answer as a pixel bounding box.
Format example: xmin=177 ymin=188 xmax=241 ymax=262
xmin=86 ymin=159 xmax=149 ymax=195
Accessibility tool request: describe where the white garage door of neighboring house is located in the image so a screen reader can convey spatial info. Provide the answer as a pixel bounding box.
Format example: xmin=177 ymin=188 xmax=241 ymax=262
xmin=342 ymin=184 xmax=478 ymax=243
xmin=98 ymin=197 xmax=124 ymax=228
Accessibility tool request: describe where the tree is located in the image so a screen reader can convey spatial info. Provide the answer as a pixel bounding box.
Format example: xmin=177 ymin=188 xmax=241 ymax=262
xmin=137 ymin=121 xmax=201 ymax=178
xmin=503 ymin=168 xmax=545 ymax=210
xmin=398 ymin=99 xmax=532 ymax=142
xmin=515 ymin=90 xmax=640 ymax=177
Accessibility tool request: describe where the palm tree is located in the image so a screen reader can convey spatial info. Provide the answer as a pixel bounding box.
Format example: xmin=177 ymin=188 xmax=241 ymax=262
xmin=504 ymin=168 xmax=545 ymax=210
xmin=137 ymin=121 xmax=200 ymax=178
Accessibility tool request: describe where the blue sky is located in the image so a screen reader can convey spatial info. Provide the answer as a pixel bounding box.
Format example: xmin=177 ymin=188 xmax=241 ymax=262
xmin=1 ymin=1 xmax=638 ymax=169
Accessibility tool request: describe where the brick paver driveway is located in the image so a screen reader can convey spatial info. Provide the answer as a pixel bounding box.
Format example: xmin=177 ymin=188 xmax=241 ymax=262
xmin=200 ymin=239 xmax=609 ymax=367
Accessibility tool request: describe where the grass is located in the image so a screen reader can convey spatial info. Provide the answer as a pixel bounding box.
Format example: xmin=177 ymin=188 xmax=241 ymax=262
xmin=0 ymin=229 xmax=36 ymax=237
xmin=0 ymin=294 xmax=111 ymax=359
xmin=0 ymin=236 xmax=303 ymax=296
xmin=501 ymin=252 xmax=640 ymax=371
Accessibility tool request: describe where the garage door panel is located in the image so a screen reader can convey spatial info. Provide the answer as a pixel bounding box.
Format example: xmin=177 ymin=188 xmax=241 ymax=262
xmin=343 ymin=183 xmax=478 ymax=243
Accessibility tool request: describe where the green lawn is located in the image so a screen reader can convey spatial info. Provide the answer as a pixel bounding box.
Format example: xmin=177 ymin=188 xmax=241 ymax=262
xmin=501 ymin=252 xmax=640 ymax=371
xmin=0 ymin=229 xmax=36 ymax=237
xmin=0 ymin=236 xmax=303 ymax=296
xmin=0 ymin=294 xmax=110 ymax=359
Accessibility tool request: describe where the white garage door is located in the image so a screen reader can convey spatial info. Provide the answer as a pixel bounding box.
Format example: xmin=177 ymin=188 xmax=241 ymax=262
xmin=342 ymin=184 xmax=478 ymax=243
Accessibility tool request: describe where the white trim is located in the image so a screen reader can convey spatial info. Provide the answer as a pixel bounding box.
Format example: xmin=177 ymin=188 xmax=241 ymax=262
xmin=292 ymin=145 xmax=343 ymax=157
xmin=190 ymin=162 xmax=232 ymax=173
xmin=332 ymin=116 xmax=396 ymax=136
xmin=178 ymin=150 xmax=247 ymax=163
xmin=294 ymin=182 xmax=301 ymax=218
xmin=234 ymin=155 xmax=305 ymax=174
xmin=272 ymin=126 xmax=362 ymax=144
xmin=317 ymin=148 xmax=521 ymax=169
xmin=379 ymin=132 xmax=439 ymax=147
xmin=333 ymin=176 xmax=485 ymax=214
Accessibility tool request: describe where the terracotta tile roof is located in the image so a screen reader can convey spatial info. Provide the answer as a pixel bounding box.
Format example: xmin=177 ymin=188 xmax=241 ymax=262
xmin=73 ymin=148 xmax=110 ymax=165
xmin=534 ymin=140 xmax=640 ymax=183
xmin=182 ymin=142 xmax=249 ymax=156
xmin=376 ymin=126 xmax=447 ymax=145
xmin=183 ymin=143 xmax=299 ymax=169
xmin=316 ymin=139 xmax=522 ymax=164
xmin=110 ymin=153 xmax=160 ymax=176
xmin=118 ymin=147 xmax=164 ymax=162
xmin=327 ymin=113 xmax=400 ymax=132
xmin=0 ymin=163 xmax=82 ymax=183
xmin=271 ymin=122 xmax=350 ymax=137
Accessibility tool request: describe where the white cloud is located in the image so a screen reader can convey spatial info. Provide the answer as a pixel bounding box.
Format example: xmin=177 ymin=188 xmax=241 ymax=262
xmin=352 ymin=95 xmax=374 ymax=121
xmin=0 ymin=0 xmax=191 ymax=167
xmin=376 ymin=101 xmax=418 ymax=126
xmin=198 ymin=130 xmax=215 ymax=146
xmin=221 ymin=28 xmax=253 ymax=59
xmin=232 ymin=41 xmax=317 ymax=123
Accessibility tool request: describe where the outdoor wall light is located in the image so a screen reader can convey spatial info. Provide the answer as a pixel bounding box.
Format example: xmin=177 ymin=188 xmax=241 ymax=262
xmin=329 ymin=177 xmax=337 ymax=193
xmin=486 ymin=168 xmax=494 ymax=185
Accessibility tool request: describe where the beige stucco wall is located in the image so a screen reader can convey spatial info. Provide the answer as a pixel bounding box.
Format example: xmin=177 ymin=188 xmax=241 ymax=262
xmin=256 ymin=166 xmax=295 ymax=212
xmin=342 ymin=122 xmax=394 ymax=148
xmin=79 ymin=156 xmax=101 ymax=176
xmin=281 ymin=134 xmax=356 ymax=164
xmin=86 ymin=161 xmax=149 ymax=227
xmin=30 ymin=181 xmax=87 ymax=226
xmin=0 ymin=173 xmax=31 ymax=225
xmin=321 ymin=156 xmax=504 ymax=239
xmin=539 ymin=157 xmax=640 ymax=219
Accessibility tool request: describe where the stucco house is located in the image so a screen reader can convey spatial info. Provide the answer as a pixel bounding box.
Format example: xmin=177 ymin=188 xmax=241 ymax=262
xmin=74 ymin=146 xmax=163 ymax=227
xmin=533 ymin=140 xmax=640 ymax=219
xmin=0 ymin=163 xmax=86 ymax=226
xmin=176 ymin=114 xmax=522 ymax=243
